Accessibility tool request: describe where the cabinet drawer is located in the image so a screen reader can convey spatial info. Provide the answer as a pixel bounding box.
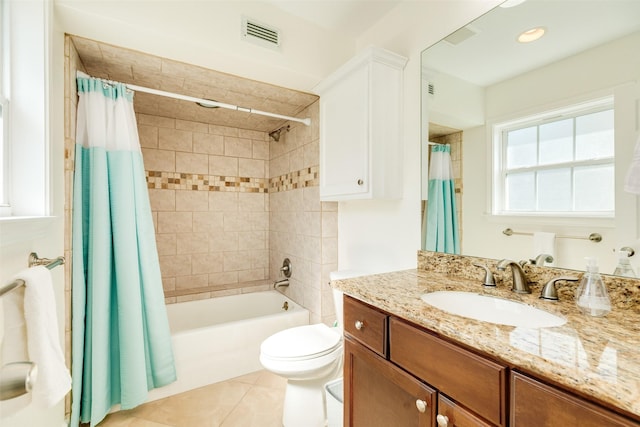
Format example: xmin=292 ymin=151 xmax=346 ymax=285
xmin=343 ymin=296 xmax=388 ymax=357
xmin=389 ymin=318 xmax=506 ymax=426
xmin=511 ymin=372 xmax=639 ymax=427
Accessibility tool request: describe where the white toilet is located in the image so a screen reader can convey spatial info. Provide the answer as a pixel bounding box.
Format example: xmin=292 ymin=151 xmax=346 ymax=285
xmin=260 ymin=271 xmax=360 ymax=427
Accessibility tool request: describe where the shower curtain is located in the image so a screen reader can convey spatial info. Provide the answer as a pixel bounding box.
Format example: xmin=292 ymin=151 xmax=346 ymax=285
xmin=70 ymin=73 xmax=176 ymax=426
xmin=423 ymin=144 xmax=460 ymax=254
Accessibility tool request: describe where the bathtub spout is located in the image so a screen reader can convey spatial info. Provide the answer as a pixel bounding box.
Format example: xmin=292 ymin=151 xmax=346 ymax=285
xmin=274 ymin=278 xmax=289 ymax=289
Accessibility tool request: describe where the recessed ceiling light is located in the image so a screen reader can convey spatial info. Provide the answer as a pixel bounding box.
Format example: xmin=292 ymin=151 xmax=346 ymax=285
xmin=517 ymin=27 xmax=546 ymax=43
xmin=500 ymin=0 xmax=526 ymax=8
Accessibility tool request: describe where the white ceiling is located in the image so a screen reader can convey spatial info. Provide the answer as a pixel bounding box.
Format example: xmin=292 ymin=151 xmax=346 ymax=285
xmin=269 ymin=0 xmax=402 ymax=38
xmin=422 ymin=0 xmax=640 ymax=87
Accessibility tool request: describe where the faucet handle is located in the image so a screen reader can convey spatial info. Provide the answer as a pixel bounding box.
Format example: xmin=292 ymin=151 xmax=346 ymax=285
xmin=473 ymin=263 xmax=496 ymax=287
xmin=540 ymin=276 xmax=579 ymax=300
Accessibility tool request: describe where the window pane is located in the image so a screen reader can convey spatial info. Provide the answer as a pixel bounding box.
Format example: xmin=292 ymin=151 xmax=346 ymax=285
xmin=506 ymin=127 xmax=537 ymax=168
xmin=506 ymin=172 xmax=535 ymax=211
xmin=574 ymin=164 xmax=614 ymax=212
xmin=539 ymin=118 xmax=573 ymax=165
xmin=575 ymin=109 xmax=614 ymax=160
xmin=537 ymin=168 xmax=571 ymax=211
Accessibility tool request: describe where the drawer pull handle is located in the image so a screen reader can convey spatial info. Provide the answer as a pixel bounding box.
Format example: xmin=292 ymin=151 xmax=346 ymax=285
xmin=415 ymin=399 xmax=427 ymax=413
xmin=355 ymin=320 xmax=364 ymax=330
xmin=436 ymin=414 xmax=449 ymax=427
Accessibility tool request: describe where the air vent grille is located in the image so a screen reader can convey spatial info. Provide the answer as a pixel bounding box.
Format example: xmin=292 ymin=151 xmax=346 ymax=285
xmin=242 ymin=17 xmax=280 ymax=49
xmin=428 ymin=82 xmax=435 ymax=96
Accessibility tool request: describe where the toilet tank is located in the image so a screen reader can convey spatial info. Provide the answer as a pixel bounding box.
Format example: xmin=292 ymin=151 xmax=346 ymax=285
xmin=329 ymin=270 xmax=368 ymax=330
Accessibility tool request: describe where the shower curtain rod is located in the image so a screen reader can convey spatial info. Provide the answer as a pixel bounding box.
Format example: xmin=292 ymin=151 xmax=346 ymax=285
xmin=77 ymin=71 xmax=311 ymax=126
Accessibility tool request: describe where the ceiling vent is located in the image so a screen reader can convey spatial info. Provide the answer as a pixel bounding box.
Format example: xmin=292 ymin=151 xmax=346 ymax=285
xmin=443 ymin=26 xmax=478 ymax=46
xmin=242 ymin=17 xmax=281 ymax=50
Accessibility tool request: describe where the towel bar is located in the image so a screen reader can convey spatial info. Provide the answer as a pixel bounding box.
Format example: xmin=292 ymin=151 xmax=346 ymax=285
xmin=0 ymin=252 xmax=65 ymax=298
xmin=502 ymin=228 xmax=602 ymax=243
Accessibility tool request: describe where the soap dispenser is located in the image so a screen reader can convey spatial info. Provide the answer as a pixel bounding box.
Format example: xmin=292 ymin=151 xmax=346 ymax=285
xmin=613 ymin=250 xmax=636 ymax=277
xmin=575 ymin=257 xmax=611 ymax=317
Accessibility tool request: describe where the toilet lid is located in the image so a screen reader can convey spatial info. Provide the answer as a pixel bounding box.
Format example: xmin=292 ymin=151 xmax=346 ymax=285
xmin=261 ymin=324 xmax=342 ymax=360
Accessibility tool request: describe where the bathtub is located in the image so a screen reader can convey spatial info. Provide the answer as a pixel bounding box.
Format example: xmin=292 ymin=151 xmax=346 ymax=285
xmin=147 ymin=290 xmax=309 ymax=402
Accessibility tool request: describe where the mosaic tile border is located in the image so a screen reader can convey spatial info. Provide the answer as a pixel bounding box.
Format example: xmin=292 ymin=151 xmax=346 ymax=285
xmin=270 ymin=166 xmax=319 ymax=193
xmin=145 ymin=165 xmax=320 ymax=193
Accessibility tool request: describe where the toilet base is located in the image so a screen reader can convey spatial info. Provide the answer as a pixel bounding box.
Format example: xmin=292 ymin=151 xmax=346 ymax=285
xmin=281 ymin=362 xmax=342 ymax=427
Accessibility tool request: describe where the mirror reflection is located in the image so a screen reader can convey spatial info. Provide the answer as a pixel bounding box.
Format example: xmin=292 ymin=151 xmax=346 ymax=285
xmin=421 ymin=0 xmax=640 ymax=275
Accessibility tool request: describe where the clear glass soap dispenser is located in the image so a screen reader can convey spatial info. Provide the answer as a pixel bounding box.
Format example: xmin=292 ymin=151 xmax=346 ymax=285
xmin=613 ymin=250 xmax=636 ymax=277
xmin=575 ymin=257 xmax=611 ymax=317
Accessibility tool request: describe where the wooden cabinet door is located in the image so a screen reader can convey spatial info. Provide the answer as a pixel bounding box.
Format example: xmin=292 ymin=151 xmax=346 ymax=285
xmin=344 ymin=337 xmax=436 ymax=427
xmin=511 ymin=372 xmax=640 ymax=427
xmin=437 ymin=394 xmax=494 ymax=427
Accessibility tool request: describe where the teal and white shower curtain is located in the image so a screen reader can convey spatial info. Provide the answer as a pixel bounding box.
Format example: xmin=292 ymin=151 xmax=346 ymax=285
xmin=71 ymin=72 xmax=176 ymax=426
xmin=423 ymin=144 xmax=460 ymax=254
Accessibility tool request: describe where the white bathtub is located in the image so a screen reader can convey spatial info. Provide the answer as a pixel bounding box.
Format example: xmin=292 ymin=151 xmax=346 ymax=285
xmin=147 ymin=290 xmax=309 ymax=402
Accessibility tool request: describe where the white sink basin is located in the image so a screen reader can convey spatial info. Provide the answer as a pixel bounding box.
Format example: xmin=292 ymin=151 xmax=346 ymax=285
xmin=421 ymin=291 xmax=566 ymax=328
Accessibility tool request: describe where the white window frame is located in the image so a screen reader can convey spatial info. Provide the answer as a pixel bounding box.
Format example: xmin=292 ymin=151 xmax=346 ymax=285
xmin=491 ymin=97 xmax=615 ymax=220
xmin=0 ymin=0 xmax=9 ymax=215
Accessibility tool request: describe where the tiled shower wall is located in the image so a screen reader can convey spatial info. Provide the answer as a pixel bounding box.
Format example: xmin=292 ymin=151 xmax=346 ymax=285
xmin=139 ymin=114 xmax=272 ymax=302
xmin=65 ymin=36 xmax=337 ymax=329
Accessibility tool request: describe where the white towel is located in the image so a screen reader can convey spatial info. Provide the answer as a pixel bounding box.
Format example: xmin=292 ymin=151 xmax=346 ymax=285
xmin=625 ymin=134 xmax=640 ymax=194
xmin=2 ymin=267 xmax=71 ymax=409
xmin=533 ymin=232 xmax=556 ymax=266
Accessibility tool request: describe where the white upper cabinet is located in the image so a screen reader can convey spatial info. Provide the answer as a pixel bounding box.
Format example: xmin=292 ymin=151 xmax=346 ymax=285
xmin=314 ymin=46 xmax=408 ymax=201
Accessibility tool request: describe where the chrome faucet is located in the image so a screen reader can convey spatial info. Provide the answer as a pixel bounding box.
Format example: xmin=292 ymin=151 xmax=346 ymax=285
xmin=539 ymin=276 xmax=579 ymax=300
xmin=531 ymin=253 xmax=554 ymax=266
xmin=273 ymin=278 xmax=289 ymax=290
xmin=497 ymin=259 xmax=531 ymax=294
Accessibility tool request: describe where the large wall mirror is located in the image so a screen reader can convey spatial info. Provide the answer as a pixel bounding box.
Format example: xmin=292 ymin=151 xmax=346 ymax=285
xmin=421 ymin=0 xmax=640 ymax=275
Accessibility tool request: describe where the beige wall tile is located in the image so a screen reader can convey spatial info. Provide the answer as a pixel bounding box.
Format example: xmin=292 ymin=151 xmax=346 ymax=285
xmin=176 ymin=232 xmax=209 ymax=254
xmin=176 ymin=292 xmax=211 ymax=302
xmin=303 ymin=139 xmax=320 ymax=169
xmin=209 ymin=124 xmax=239 ymax=137
xmin=238 ymin=268 xmax=266 ymax=282
xmin=290 ymin=147 xmax=304 ymax=172
xmin=209 ymin=192 xmax=238 ymax=212
xmin=238 ymin=129 xmax=265 ymax=140
xmin=209 ymin=231 xmax=239 ymax=252
xmin=208 ymin=271 xmax=239 ymax=286
xmin=193 ymin=211 xmax=224 ymax=233
xmin=156 ymin=233 xmax=177 ymax=256
xmin=142 ymin=148 xmax=175 ymax=171
xmin=157 ymin=211 xmax=193 ymax=233
xmin=269 ymin=154 xmax=289 ymax=178
xmin=139 ymin=125 xmax=158 ymax=148
xmin=252 ymin=140 xmax=269 ymax=160
xmin=304 ymin=211 xmax=321 ymax=238
xmin=138 ymin=114 xmax=175 ymax=129
xmin=239 ymin=158 xmax=265 ymax=178
xmin=209 ymin=155 xmax=238 ymax=176
xmin=321 ymin=211 xmax=338 ymax=238
xmin=238 ymin=193 xmax=265 ymax=212
xmin=163 ymin=277 xmax=176 ymax=292
xmin=159 ymin=127 xmax=193 ymax=152
xmin=321 ymin=237 xmax=338 ymax=264
xmin=176 ymin=152 xmax=209 ymax=174
xmin=224 ymin=137 xmax=252 ymax=158
xmin=175 ymin=274 xmax=209 ymax=290
xmin=238 ymin=231 xmax=267 ymax=251
xmin=159 ymin=254 xmax=192 ymax=277
xmin=148 ymin=189 xmax=176 ymax=211
xmin=176 ymin=119 xmax=208 ymax=133
xmin=193 ymin=133 xmax=224 ymax=155
xmin=303 ymin=187 xmax=320 ymax=212
xmin=175 ymin=190 xmax=209 ymax=211
xmin=223 ymin=251 xmax=245 ymax=272
xmin=192 ymin=252 xmax=224 ymax=274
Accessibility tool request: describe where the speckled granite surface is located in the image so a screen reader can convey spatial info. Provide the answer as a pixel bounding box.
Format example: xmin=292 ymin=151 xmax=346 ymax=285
xmin=332 ymin=252 xmax=640 ymax=421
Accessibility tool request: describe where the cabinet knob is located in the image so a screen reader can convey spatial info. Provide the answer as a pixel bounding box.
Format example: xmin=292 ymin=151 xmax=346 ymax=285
xmin=354 ymin=320 xmax=364 ymax=330
xmin=415 ymin=399 xmax=428 ymax=413
xmin=436 ymin=414 xmax=449 ymax=427
xmin=357 ymin=179 xmax=364 ymax=186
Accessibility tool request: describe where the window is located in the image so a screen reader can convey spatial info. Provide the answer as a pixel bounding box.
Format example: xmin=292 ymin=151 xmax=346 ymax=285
xmin=0 ymin=0 xmax=8 ymax=212
xmin=492 ymin=98 xmax=614 ymax=218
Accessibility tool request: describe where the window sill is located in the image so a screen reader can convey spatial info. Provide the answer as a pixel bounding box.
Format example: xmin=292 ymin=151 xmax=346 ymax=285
xmin=0 ymin=216 xmax=58 ymax=247
xmin=485 ymin=213 xmax=615 ymax=229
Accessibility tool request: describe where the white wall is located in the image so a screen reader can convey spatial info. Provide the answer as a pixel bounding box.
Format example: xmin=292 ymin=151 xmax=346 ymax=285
xmin=337 ymin=1 xmax=501 ymax=273
xmin=462 ymin=32 xmax=640 ymax=273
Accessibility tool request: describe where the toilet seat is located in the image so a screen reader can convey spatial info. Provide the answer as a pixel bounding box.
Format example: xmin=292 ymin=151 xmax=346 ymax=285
xmin=260 ymin=324 xmax=342 ymax=361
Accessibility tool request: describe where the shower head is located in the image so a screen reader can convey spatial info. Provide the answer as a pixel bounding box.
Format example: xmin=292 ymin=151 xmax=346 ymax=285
xmin=269 ymin=125 xmax=290 ymax=142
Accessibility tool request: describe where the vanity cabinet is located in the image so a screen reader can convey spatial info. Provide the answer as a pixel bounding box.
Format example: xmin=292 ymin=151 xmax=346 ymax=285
xmin=314 ymin=46 xmax=407 ymax=201
xmin=342 ymin=295 xmax=640 ymax=427
xmin=510 ymin=372 xmax=638 ymax=427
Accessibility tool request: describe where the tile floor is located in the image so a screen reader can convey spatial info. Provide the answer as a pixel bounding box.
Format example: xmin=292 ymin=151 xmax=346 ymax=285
xmin=98 ymin=370 xmax=286 ymax=427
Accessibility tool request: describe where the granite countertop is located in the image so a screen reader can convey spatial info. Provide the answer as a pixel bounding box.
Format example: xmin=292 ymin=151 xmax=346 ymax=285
xmin=331 ymin=269 xmax=640 ymax=421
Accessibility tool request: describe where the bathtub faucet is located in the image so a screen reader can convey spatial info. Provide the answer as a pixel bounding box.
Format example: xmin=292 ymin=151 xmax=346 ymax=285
xmin=274 ymin=278 xmax=289 ymax=290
